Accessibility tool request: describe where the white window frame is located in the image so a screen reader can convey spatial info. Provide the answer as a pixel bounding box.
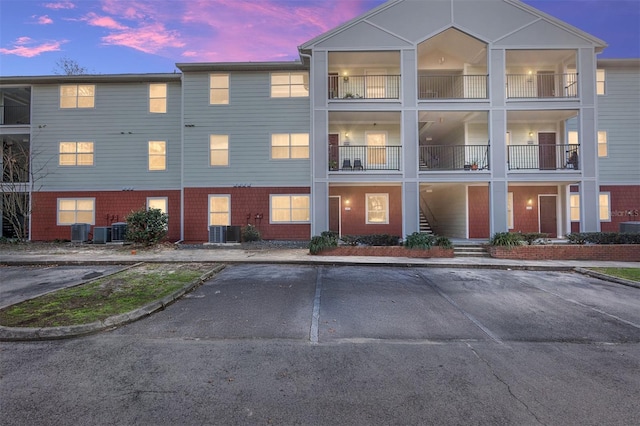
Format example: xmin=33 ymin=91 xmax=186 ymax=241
xmin=149 ymin=83 xmax=167 ymax=113
xmin=209 ymin=135 xmax=229 ymax=166
xmin=57 ymin=198 xmax=95 ymax=225
xmin=570 ymin=194 xmax=580 ymax=222
xmin=270 ymin=72 xmax=309 ymax=98
xmin=599 ymin=192 xmax=611 ymax=222
xmin=598 ymin=130 xmax=608 ymax=158
xmin=596 ymin=69 xmax=605 ymax=95
xmin=209 ymin=74 xmax=229 ymax=105
xmin=60 ymin=84 xmax=95 ymax=109
xmin=366 ymin=193 xmax=389 ymax=224
xmin=148 ymin=141 xmax=166 ymax=171
xmin=270 ymin=194 xmax=311 ymax=224
xmin=147 ymin=197 xmax=168 ymax=214
xmin=271 ymin=133 xmax=309 ymax=159
xmin=208 ymin=195 xmax=231 ymax=226
xmin=59 ymin=141 xmax=94 ymax=166
xmin=507 ymin=192 xmax=514 ymax=229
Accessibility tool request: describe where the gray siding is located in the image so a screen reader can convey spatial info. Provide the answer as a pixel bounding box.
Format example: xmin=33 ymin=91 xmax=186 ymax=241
xmin=182 ymin=71 xmax=311 ymax=187
xmin=597 ymin=66 xmax=640 ymax=184
xmin=31 ymin=81 xmax=182 ymax=191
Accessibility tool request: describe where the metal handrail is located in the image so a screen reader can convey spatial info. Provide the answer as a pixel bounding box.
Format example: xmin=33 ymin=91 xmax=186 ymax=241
xmin=505 ymin=73 xmax=578 ymax=98
xmin=418 ymin=74 xmax=488 ymax=99
xmin=1 ymin=105 xmax=30 ymax=125
xmin=507 ymin=144 xmax=580 ymax=170
xmin=329 ymin=145 xmax=402 ymax=171
xmin=328 ymin=75 xmax=401 ymax=100
xmin=419 ymin=145 xmax=490 ymax=171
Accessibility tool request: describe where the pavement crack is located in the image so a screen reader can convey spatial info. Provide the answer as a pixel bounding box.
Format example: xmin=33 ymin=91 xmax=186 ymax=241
xmin=466 ymin=343 xmax=546 ymax=426
xmin=309 ymin=266 xmax=322 ymax=344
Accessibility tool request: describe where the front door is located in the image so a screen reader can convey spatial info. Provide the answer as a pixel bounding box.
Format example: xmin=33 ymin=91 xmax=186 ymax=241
xmin=539 ymin=195 xmax=557 ymax=237
xmin=329 ymin=196 xmax=341 ymax=235
xmin=538 ymin=132 xmax=556 ymax=170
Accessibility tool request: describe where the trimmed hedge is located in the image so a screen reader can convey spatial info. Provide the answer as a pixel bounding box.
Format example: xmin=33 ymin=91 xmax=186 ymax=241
xmin=340 ymin=234 xmax=400 ymax=246
xmin=566 ymin=232 xmax=640 ymax=245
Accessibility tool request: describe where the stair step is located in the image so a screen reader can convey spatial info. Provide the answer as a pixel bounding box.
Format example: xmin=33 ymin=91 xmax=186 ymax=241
xmin=452 ymin=244 xmax=490 ymax=257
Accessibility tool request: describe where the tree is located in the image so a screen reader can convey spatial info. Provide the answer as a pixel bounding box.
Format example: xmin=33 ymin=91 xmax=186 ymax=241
xmin=1 ymin=137 xmax=50 ymax=240
xmin=53 ymin=57 xmax=89 ymax=75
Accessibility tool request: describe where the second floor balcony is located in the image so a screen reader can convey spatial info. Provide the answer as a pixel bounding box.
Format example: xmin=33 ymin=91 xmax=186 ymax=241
xmin=508 ymin=144 xmax=580 ymax=171
xmin=329 ymin=145 xmax=401 ymax=171
xmin=418 ymin=74 xmax=488 ymax=100
xmin=419 ymin=145 xmax=490 ymax=171
xmin=506 ymin=73 xmax=578 ymax=99
xmin=329 ymin=74 xmax=401 ymax=100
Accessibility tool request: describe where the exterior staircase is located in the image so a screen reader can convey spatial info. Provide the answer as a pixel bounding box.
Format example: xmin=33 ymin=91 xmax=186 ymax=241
xmin=419 ymin=211 xmax=433 ymax=234
xmin=452 ymin=243 xmax=490 ymax=258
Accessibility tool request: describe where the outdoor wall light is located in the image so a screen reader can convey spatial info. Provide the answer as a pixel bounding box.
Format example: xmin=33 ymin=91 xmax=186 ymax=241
xmin=343 ymin=72 xmax=349 ymax=82
xmin=345 ymin=199 xmax=350 ymax=205
xmin=529 ymin=131 xmax=534 ymax=138
xmin=527 ymin=198 xmax=533 ymax=206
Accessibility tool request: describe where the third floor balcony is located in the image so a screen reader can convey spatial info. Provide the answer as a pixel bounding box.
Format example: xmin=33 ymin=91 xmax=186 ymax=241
xmin=328 ymin=51 xmax=401 ymax=100
xmin=1 ymin=88 xmax=31 ymax=126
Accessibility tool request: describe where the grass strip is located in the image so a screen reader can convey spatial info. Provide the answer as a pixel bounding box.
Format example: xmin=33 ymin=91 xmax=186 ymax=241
xmin=589 ymin=267 xmax=640 ymax=282
xmin=0 ymin=263 xmax=215 ymax=328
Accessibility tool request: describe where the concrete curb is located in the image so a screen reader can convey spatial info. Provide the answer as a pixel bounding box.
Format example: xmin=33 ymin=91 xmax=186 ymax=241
xmin=574 ymin=267 xmax=640 ymax=289
xmin=0 ymin=264 xmax=225 ymax=342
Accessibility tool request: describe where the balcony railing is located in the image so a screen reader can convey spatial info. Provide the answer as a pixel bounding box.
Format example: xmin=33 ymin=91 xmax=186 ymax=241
xmin=1 ymin=105 xmax=30 ymax=125
xmin=418 ymin=75 xmax=488 ymax=99
xmin=329 ymin=145 xmax=401 ymax=171
xmin=328 ymin=75 xmax=401 ymax=100
xmin=506 ymin=73 xmax=578 ymax=99
xmin=508 ymin=144 xmax=579 ymax=170
xmin=419 ymin=145 xmax=490 ymax=171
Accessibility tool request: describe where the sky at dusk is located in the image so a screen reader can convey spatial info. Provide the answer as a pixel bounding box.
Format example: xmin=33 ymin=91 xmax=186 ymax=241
xmin=1 ymin=0 xmax=638 ymax=76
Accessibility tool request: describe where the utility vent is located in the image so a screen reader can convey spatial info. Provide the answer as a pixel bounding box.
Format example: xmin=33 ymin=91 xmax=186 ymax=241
xmin=209 ymin=225 xmax=227 ymax=243
xmin=93 ymin=227 xmax=112 ymax=244
xmin=71 ymin=223 xmax=91 ymax=243
xmin=111 ymin=222 xmax=127 ymax=242
xmin=620 ymin=222 xmax=640 ymax=233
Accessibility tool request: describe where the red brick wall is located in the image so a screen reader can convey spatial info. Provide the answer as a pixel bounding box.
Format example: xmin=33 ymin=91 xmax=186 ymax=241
xmin=318 ymin=246 xmax=454 ymax=258
xmin=468 ymin=186 xmax=489 ymax=238
xmin=328 ymin=186 xmax=402 ymax=237
xmin=183 ymin=187 xmax=311 ymax=242
xmin=31 ymin=190 xmax=181 ymax=241
xmin=489 ymin=245 xmax=640 ymax=261
xmin=601 ymin=185 xmax=640 ymax=232
xmin=508 ymin=186 xmax=558 ymax=233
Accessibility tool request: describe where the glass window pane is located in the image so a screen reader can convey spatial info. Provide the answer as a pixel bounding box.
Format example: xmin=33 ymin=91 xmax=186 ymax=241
xmin=210 ymin=136 xmax=228 ymax=149
xmin=149 ymin=156 xmax=166 ymax=170
xmin=291 ymin=196 xmax=309 ymax=208
xmin=291 ymin=147 xmax=309 ymax=159
xmin=77 ymin=154 xmax=93 ymax=165
xmin=59 ymin=199 xmax=76 ymax=211
xmin=59 ymin=154 xmax=76 ymax=166
xmin=78 ymin=85 xmax=94 ymax=97
xmin=289 ymin=73 xmax=305 ymax=85
xmin=210 ymin=152 xmax=228 ymax=166
xmin=290 ymin=85 xmax=309 ymax=97
xmin=77 ymin=199 xmax=94 ymax=210
xmin=272 ymin=147 xmax=289 ymax=159
xmin=58 ymin=212 xmax=75 ymax=224
xmin=290 ymin=134 xmax=308 ymax=146
xmin=59 ymin=142 xmax=76 ymax=153
xmin=210 ymin=89 xmax=229 ymax=104
xmin=61 ymin=85 xmax=77 ymax=97
xmin=148 ymin=198 xmax=167 ymax=213
xmin=599 ymin=194 xmax=610 ymax=221
xmin=76 ymin=211 xmax=94 ymax=223
xmin=291 ymin=209 xmax=309 ymax=221
xmin=150 ymin=98 xmax=166 ymax=113
xmin=271 ymin=74 xmax=289 ymax=85
xmin=77 ymin=142 xmax=93 ymax=153
xmin=210 ymin=75 xmax=228 ymax=89
xmin=271 ymin=85 xmax=289 ymax=97
xmin=60 ymin=97 xmax=76 ymax=108
xmin=149 ymin=141 xmax=166 ymax=154
xmin=150 ymin=83 xmax=166 ymax=98
xmin=272 ymin=210 xmax=290 ymax=222
xmin=272 ymin=196 xmax=290 ymax=209
xmin=210 ymin=196 xmax=229 ymax=212
xmin=78 ymin=97 xmax=94 ymax=108
xmin=272 ymin=134 xmax=289 ymax=146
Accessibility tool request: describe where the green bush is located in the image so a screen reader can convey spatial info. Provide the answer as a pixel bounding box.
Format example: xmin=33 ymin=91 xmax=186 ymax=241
xmin=566 ymin=232 xmax=640 ymax=245
xmin=520 ymin=232 xmax=550 ymax=245
xmin=490 ymin=232 xmax=524 ymax=247
xmin=242 ymin=224 xmax=261 ymax=242
xmin=404 ymin=232 xmax=435 ymax=249
xmin=125 ymin=208 xmax=168 ymax=246
xmin=340 ymin=235 xmax=359 ymax=246
xmin=309 ymin=233 xmax=338 ymax=255
xmin=434 ymin=235 xmax=453 ymax=249
xmin=358 ymin=234 xmax=400 ymax=246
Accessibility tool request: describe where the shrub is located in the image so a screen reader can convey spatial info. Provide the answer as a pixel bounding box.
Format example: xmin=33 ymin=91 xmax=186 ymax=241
xmin=340 ymin=235 xmax=359 ymax=246
xmin=490 ymin=232 xmax=524 ymax=247
xmin=520 ymin=232 xmax=550 ymax=245
xmin=125 ymin=207 xmax=168 ymax=246
xmin=309 ymin=233 xmax=338 ymax=255
xmin=566 ymin=232 xmax=640 ymax=245
xmin=358 ymin=234 xmax=400 ymax=246
xmin=242 ymin=224 xmax=261 ymax=242
xmin=404 ymin=232 xmax=435 ymax=250
xmin=434 ymin=235 xmax=453 ymax=249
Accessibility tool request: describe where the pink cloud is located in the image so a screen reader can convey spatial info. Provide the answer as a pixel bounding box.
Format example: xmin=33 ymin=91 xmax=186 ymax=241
xmin=36 ymin=15 xmax=54 ymax=25
xmin=43 ymin=1 xmax=75 ymax=10
xmin=82 ymin=12 xmax=127 ymax=30
xmin=0 ymin=37 xmax=66 ymax=57
xmin=101 ymin=23 xmax=185 ymax=54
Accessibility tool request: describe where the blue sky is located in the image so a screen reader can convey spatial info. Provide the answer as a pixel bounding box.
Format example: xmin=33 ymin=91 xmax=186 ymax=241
xmin=1 ymin=0 xmax=638 ymax=76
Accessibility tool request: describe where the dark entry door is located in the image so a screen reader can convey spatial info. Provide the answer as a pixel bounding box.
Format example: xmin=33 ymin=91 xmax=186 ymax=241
xmin=328 ymin=134 xmax=339 ymax=170
xmin=538 ymin=132 xmax=556 ymax=170
xmin=329 ymin=196 xmax=340 ymax=235
xmin=539 ymin=195 xmax=557 ymax=237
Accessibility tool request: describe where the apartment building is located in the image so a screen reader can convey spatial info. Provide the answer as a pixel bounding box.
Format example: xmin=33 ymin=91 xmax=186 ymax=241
xmin=1 ymin=0 xmax=638 ymax=242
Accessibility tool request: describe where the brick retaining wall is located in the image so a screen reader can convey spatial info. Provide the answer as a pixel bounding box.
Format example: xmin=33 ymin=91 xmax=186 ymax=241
xmin=318 ymin=246 xmax=454 ymax=258
xmin=488 ymin=245 xmax=640 ymax=261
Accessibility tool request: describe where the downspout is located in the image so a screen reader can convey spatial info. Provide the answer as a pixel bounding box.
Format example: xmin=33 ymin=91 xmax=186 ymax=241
xmin=299 ymin=51 xmax=314 ymax=238
xmin=179 ymin=72 xmax=185 ymax=244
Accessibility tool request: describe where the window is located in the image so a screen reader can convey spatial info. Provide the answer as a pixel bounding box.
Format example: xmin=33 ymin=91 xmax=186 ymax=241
xmin=366 ymin=193 xmax=389 ymax=224
xmin=271 ymin=133 xmax=309 ymax=159
xmin=598 ymin=131 xmax=607 ymax=157
xmin=570 ymin=194 xmax=580 ymax=221
xmin=366 ymin=132 xmax=387 ymax=165
xmin=599 ymin=192 xmax=611 ymax=222
xmin=568 ymin=131 xmax=578 ymax=145
xmin=209 ymin=74 xmax=229 ymax=105
xmin=148 ymin=141 xmax=166 ymax=171
xmin=271 ymin=72 xmax=309 ymax=98
xmin=209 ymin=195 xmax=230 ymax=226
xmin=596 ymin=69 xmax=605 ymax=95
xmin=147 ymin=197 xmax=168 ymax=214
xmin=507 ymin=192 xmax=514 ymax=229
xmin=149 ymin=83 xmax=167 ymax=113
xmin=271 ymin=195 xmax=310 ymax=223
xmin=210 ymin=135 xmax=229 ymax=166
xmin=58 ymin=198 xmax=95 ymax=225
xmin=59 ymin=142 xmax=94 ymax=166
xmin=60 ymin=84 xmax=95 ymax=108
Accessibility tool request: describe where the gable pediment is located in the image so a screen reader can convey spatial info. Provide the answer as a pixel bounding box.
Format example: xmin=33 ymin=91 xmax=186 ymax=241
xmin=494 ymin=19 xmax=597 ymax=48
xmin=314 ymin=21 xmax=412 ymax=49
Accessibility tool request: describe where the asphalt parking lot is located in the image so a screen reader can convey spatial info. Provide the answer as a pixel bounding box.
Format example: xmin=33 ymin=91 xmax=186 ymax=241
xmin=2 ymin=264 xmax=640 ymax=425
